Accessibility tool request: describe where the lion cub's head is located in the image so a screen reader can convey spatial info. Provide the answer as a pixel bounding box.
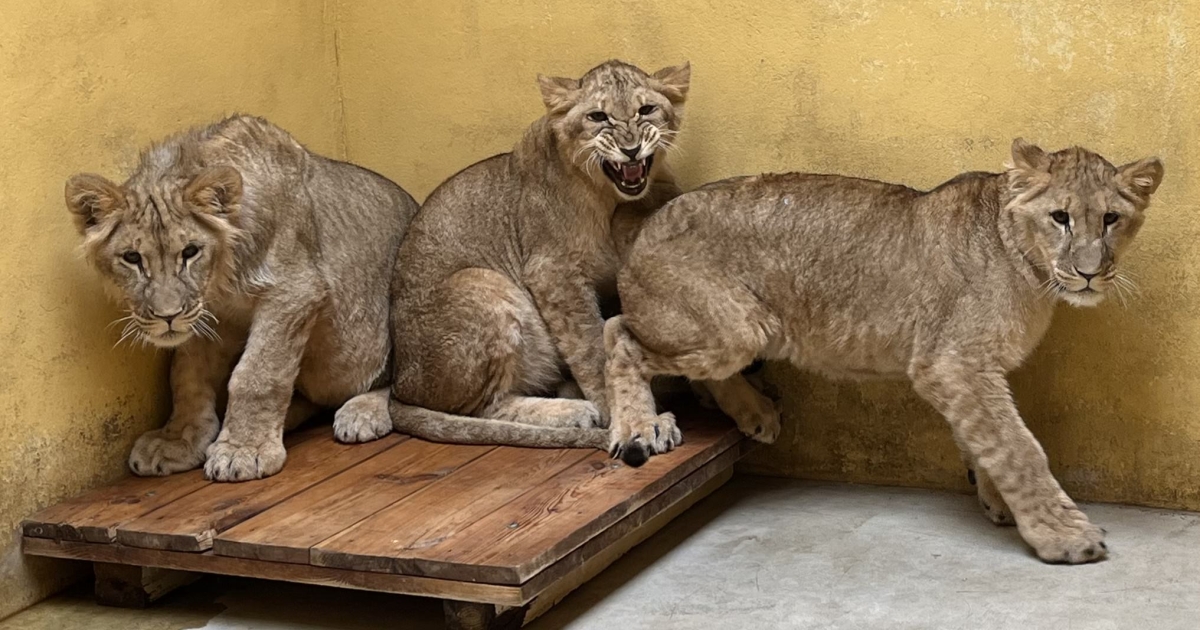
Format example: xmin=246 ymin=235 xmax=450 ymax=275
xmin=1005 ymin=139 xmax=1164 ymax=307
xmin=65 ymin=158 xmax=244 ymax=348
xmin=538 ymin=59 xmax=689 ymax=200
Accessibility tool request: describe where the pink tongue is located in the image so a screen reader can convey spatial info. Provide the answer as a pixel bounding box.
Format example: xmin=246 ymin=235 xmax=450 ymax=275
xmin=621 ymin=162 xmax=644 ymax=182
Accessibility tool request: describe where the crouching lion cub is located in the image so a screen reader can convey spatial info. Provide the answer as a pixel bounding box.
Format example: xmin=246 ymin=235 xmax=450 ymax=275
xmin=333 ymin=60 xmax=689 ymax=449
xmin=65 ymin=115 xmax=418 ymax=482
xmin=605 ymin=139 xmax=1163 ymax=563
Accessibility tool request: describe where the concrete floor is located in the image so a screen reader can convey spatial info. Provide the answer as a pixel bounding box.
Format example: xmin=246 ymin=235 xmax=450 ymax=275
xmin=2 ymin=478 xmax=1198 ymax=630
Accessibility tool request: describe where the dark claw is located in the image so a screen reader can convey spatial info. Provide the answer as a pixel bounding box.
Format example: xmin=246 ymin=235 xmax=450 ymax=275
xmin=967 ymin=469 xmax=976 ymax=486
xmin=653 ymin=425 xmax=660 ymax=439
xmin=620 ymin=440 xmax=650 ymax=468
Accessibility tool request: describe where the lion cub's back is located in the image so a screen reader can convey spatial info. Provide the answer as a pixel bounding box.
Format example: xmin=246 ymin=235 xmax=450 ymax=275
xmin=633 ymin=172 xmax=921 ymax=268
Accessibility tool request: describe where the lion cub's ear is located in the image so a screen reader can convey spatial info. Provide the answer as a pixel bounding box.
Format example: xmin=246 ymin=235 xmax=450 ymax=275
xmin=652 ymin=62 xmax=691 ymax=104
xmin=537 ymin=74 xmax=580 ymax=114
xmin=1117 ymin=156 xmax=1164 ymax=206
xmin=185 ymin=166 xmax=243 ymax=215
xmin=1007 ymin=137 xmax=1051 ymax=194
xmin=65 ymin=173 xmax=125 ymax=234
xmin=1009 ymin=137 xmax=1049 ymax=172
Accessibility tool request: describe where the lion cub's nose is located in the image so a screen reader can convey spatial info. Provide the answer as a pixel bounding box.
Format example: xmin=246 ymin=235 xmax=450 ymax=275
xmin=620 ymin=146 xmax=641 ymax=160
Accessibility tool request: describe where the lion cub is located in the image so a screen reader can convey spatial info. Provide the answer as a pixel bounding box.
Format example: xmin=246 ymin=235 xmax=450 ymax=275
xmin=66 ymin=115 xmax=418 ymax=482
xmin=333 ymin=60 xmax=688 ymax=449
xmin=605 ymin=140 xmax=1163 ymax=563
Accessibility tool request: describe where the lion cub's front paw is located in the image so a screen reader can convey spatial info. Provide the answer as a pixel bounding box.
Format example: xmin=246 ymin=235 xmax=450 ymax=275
xmin=204 ymin=437 xmax=287 ymax=482
xmin=609 ymin=412 xmax=683 ymax=468
xmin=1020 ymin=503 xmax=1108 ymax=564
xmin=129 ymin=427 xmax=212 ymax=476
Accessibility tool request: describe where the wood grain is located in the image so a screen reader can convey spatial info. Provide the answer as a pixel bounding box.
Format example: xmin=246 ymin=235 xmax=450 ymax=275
xmin=214 ymin=440 xmax=493 ymax=563
xmin=409 ymin=421 xmax=739 ymax=584
xmin=21 ymin=426 xmax=326 ymax=544
xmin=116 ymin=428 xmax=403 ymax=552
xmin=23 ymin=537 xmax=526 ymax=606
xmin=312 ymin=447 xmax=591 ymax=574
xmin=316 ymin=421 xmax=740 ymax=584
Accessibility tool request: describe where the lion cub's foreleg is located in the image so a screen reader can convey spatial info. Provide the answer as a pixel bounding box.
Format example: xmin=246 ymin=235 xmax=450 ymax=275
xmin=525 ymin=258 xmax=613 ymax=419
xmin=204 ymin=291 xmax=322 ymax=482
xmin=911 ymin=359 xmax=1105 ymax=563
xmin=128 ymin=332 xmax=241 ymax=476
xmin=602 ymin=317 xmax=684 ymax=466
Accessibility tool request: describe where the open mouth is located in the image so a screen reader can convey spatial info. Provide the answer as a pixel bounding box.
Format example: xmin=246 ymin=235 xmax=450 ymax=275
xmin=601 ymin=155 xmax=654 ymax=196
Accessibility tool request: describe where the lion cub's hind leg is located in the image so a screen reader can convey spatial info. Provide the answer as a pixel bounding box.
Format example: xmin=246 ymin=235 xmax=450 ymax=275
xmin=701 ymin=375 xmax=781 ymax=443
xmin=333 ymin=388 xmax=391 ymax=444
xmin=961 ymin=450 xmax=1015 ymax=526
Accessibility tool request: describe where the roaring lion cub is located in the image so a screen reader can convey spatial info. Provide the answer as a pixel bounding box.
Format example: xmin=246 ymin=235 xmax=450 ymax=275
xmin=333 ymin=60 xmax=689 ymax=449
xmin=65 ymin=115 xmax=418 ymax=482
xmin=605 ymin=140 xmax=1163 ymax=563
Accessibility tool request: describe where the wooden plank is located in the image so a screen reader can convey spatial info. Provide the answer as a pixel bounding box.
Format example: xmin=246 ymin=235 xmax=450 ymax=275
xmin=214 ymin=440 xmax=494 ymax=563
xmin=22 ymin=537 xmax=526 ymax=606
xmin=92 ymin=562 xmax=199 ymax=608
xmin=317 ymin=420 xmax=741 ymax=584
xmin=312 ymin=447 xmax=592 ymax=573
xmin=21 ymin=426 xmax=326 ymax=544
xmin=418 ymin=421 xmax=739 ymax=584
xmin=519 ymin=443 xmax=745 ymax=602
xmin=23 ymin=435 xmax=747 ymax=611
xmin=116 ymin=429 xmax=404 ymax=552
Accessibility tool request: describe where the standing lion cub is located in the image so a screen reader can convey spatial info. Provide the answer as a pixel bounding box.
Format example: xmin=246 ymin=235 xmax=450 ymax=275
xmin=65 ymin=115 xmax=418 ymax=482
xmin=605 ymin=140 xmax=1163 ymax=563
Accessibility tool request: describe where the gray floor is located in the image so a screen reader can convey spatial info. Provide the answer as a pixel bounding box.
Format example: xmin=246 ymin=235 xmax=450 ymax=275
xmin=3 ymin=478 xmax=1198 ymax=630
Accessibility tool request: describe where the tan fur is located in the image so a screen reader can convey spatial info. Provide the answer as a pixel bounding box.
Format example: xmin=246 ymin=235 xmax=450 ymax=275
xmin=605 ymin=140 xmax=1163 ymax=563
xmin=333 ymin=60 xmax=688 ymax=449
xmin=65 ymin=115 xmax=418 ymax=481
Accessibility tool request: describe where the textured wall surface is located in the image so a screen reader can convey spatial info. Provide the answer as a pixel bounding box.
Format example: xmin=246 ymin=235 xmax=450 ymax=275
xmin=0 ymin=0 xmax=343 ymax=618
xmin=4 ymin=0 xmax=1200 ymax=619
xmin=336 ymin=0 xmax=1200 ymax=511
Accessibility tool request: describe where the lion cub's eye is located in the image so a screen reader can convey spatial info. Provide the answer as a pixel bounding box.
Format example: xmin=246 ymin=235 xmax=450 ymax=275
xmin=586 ymin=111 xmax=609 ymax=123
xmin=1103 ymin=212 xmax=1120 ymax=226
xmin=182 ymin=244 xmax=200 ymax=260
xmin=638 ymin=104 xmax=657 ymax=116
xmin=1050 ymin=210 xmax=1070 ymax=225
xmin=122 ymin=251 xmax=142 ymax=265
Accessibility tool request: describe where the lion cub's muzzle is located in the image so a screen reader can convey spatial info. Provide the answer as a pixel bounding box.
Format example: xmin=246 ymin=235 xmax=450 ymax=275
xmin=139 ymin=305 xmax=205 ymax=347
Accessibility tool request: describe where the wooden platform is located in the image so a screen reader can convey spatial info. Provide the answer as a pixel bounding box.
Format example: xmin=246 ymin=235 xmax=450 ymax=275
xmin=22 ymin=410 xmax=746 ymax=629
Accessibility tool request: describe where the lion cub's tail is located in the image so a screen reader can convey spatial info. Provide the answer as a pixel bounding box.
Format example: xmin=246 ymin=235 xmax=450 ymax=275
xmin=389 ymin=399 xmax=609 ymax=450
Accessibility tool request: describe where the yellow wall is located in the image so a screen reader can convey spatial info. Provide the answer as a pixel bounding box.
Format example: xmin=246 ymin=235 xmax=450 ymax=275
xmin=337 ymin=0 xmax=1200 ymax=511
xmin=0 ymin=0 xmax=343 ymax=618
xmin=4 ymin=0 xmax=1200 ymax=619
